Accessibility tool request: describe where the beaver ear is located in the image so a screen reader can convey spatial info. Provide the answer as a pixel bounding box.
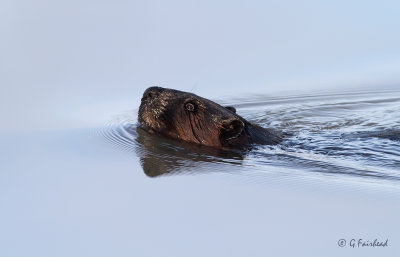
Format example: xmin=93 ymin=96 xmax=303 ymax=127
xmin=220 ymin=118 xmax=244 ymax=141
xmin=224 ymin=106 xmax=236 ymax=113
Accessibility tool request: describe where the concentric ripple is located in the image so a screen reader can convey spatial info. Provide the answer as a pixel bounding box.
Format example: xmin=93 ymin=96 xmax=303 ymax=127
xmin=101 ymin=89 xmax=400 ymax=188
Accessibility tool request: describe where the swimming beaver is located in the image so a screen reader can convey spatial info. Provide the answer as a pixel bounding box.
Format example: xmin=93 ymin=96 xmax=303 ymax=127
xmin=138 ymin=87 xmax=282 ymax=149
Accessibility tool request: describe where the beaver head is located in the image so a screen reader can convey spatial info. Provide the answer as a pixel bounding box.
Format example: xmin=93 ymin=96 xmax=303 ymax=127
xmin=138 ymin=87 xmax=252 ymax=148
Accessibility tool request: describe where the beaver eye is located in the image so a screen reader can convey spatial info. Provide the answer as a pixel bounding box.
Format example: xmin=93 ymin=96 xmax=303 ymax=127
xmin=185 ymin=102 xmax=195 ymax=111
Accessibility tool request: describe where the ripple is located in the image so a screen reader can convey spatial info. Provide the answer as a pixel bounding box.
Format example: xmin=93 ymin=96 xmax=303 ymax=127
xmin=101 ymin=89 xmax=400 ymax=188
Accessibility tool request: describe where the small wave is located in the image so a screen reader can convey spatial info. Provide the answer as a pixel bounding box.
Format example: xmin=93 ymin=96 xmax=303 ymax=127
xmin=101 ymin=89 xmax=400 ymax=188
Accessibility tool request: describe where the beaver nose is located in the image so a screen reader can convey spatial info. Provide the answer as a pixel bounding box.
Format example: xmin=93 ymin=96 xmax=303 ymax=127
xmin=143 ymin=86 xmax=163 ymax=99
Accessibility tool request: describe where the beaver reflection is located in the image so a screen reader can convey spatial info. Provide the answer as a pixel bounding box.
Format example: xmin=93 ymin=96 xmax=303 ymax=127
xmin=135 ymin=127 xmax=245 ymax=177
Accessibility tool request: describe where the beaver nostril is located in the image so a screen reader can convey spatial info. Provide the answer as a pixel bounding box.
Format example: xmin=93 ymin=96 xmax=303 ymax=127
xmin=143 ymin=86 xmax=163 ymax=100
xmin=145 ymin=91 xmax=160 ymax=99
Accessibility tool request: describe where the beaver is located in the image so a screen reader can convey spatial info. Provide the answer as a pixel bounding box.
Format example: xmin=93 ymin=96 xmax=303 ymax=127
xmin=138 ymin=86 xmax=282 ymax=149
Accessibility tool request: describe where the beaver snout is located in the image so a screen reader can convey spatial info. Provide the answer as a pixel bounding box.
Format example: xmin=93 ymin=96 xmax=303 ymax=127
xmin=142 ymin=86 xmax=163 ymax=100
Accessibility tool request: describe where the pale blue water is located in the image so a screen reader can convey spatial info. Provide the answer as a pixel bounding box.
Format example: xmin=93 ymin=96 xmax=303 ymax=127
xmin=105 ymin=90 xmax=400 ymax=189
xmin=2 ymin=0 xmax=400 ymax=256
xmin=1 ymin=89 xmax=399 ymax=257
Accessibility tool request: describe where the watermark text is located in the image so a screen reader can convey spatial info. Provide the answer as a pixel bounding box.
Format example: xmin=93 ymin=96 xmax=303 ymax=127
xmin=338 ymin=238 xmax=389 ymax=248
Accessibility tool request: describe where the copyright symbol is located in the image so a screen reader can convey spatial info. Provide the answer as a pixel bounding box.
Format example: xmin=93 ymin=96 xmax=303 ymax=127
xmin=338 ymin=239 xmax=346 ymax=247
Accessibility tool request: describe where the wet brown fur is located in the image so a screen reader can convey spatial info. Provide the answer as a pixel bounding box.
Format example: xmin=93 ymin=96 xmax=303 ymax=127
xmin=138 ymin=87 xmax=282 ymax=149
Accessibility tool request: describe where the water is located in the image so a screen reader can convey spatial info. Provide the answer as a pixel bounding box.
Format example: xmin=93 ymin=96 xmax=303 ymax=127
xmin=103 ymin=89 xmax=400 ymax=190
xmin=1 ymin=88 xmax=399 ymax=257
xmin=2 ymin=1 xmax=400 ymax=255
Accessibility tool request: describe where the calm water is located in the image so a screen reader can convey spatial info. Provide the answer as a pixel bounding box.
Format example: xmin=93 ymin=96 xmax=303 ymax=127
xmin=103 ymin=89 xmax=400 ymax=189
xmin=1 ymin=88 xmax=400 ymax=257
xmin=3 ymin=1 xmax=400 ymax=256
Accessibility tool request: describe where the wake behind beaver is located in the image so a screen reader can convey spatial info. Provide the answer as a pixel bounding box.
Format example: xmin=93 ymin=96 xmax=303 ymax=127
xmin=103 ymin=89 xmax=400 ymax=186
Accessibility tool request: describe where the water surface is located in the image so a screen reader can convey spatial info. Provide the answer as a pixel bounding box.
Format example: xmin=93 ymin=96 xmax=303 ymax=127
xmin=103 ymin=89 xmax=400 ymax=190
xmin=1 ymin=89 xmax=399 ymax=257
